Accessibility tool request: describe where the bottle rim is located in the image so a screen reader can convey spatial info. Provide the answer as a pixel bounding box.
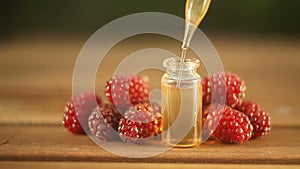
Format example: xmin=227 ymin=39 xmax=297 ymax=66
xmin=163 ymin=57 xmax=200 ymax=71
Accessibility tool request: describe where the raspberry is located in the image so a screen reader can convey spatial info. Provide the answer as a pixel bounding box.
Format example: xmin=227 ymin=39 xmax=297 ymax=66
xmin=202 ymin=104 xmax=224 ymax=139
xmin=88 ymin=104 xmax=121 ymax=141
xmin=202 ymin=72 xmax=246 ymax=107
xmin=62 ymin=92 xmax=102 ymax=134
xmin=105 ymin=75 xmax=150 ymax=110
xmin=204 ymin=105 xmax=253 ymax=143
xmin=118 ymin=102 xmax=161 ymax=143
xmin=235 ymin=101 xmax=271 ymax=138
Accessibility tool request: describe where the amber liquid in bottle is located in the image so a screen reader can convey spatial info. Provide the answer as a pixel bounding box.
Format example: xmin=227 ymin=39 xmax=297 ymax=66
xmin=162 ymin=83 xmax=202 ymax=147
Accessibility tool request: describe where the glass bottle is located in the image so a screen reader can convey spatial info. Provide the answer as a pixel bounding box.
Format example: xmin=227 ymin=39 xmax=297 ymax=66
xmin=161 ymin=57 xmax=202 ymax=147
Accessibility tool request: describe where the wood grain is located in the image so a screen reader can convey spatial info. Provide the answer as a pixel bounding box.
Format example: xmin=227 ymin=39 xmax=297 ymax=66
xmin=0 ymin=125 xmax=299 ymax=164
xmin=0 ymin=162 xmax=299 ymax=169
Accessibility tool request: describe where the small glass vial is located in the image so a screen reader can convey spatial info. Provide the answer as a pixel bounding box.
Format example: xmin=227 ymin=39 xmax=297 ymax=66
xmin=161 ymin=57 xmax=202 ymax=147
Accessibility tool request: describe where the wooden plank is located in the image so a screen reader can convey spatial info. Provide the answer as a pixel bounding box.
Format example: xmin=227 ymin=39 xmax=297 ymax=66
xmin=0 ymin=125 xmax=299 ymax=164
xmin=0 ymin=162 xmax=299 ymax=169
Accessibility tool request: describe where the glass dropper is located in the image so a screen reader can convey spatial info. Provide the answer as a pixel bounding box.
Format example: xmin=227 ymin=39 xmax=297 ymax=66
xmin=181 ymin=0 xmax=212 ymax=62
xmin=177 ymin=0 xmax=212 ymax=88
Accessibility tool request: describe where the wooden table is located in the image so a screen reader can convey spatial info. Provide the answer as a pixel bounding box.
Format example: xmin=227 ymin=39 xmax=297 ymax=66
xmin=0 ymin=34 xmax=299 ymax=168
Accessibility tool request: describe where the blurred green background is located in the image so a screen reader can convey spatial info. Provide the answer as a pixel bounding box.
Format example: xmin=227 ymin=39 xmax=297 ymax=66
xmin=1 ymin=0 xmax=299 ymax=38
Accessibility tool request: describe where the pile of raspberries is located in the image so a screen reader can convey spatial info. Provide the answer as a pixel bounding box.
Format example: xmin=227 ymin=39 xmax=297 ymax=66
xmin=63 ymin=73 xmax=271 ymax=144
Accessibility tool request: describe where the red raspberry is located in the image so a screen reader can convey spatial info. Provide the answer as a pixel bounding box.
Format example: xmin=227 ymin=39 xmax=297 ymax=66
xmin=202 ymin=72 xmax=246 ymax=107
xmin=62 ymin=92 xmax=102 ymax=134
xmin=88 ymin=104 xmax=121 ymax=141
xmin=118 ymin=102 xmax=161 ymax=143
xmin=204 ymin=105 xmax=253 ymax=143
xmin=105 ymin=75 xmax=150 ymax=110
xmin=202 ymin=104 xmax=224 ymax=139
xmin=235 ymin=101 xmax=271 ymax=138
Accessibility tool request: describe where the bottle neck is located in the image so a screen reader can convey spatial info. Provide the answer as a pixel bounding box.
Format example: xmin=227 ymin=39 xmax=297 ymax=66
xmin=163 ymin=57 xmax=200 ymax=80
xmin=166 ymin=68 xmax=199 ymax=81
xmin=166 ymin=68 xmax=196 ymax=76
